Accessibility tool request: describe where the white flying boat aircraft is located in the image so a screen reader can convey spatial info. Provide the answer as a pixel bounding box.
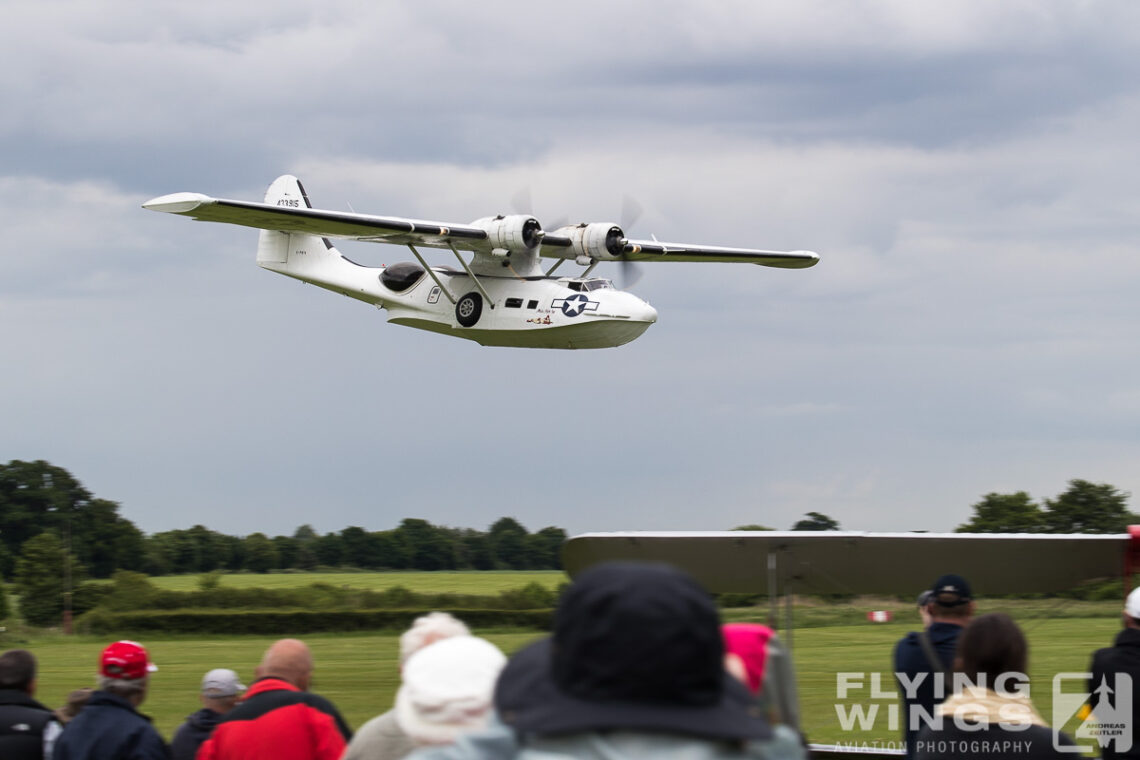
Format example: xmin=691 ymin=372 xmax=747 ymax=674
xmin=144 ymin=175 xmax=818 ymax=349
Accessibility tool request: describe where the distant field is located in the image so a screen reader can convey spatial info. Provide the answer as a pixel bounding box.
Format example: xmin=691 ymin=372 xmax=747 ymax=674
xmin=142 ymin=570 xmax=568 ymax=594
xmin=9 ymin=606 xmax=1122 ymax=747
xmin=722 ymin=595 xmax=1124 ymax=627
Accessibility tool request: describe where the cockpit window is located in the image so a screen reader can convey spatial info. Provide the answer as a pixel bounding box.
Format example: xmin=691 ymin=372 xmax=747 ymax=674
xmin=566 ymin=279 xmax=611 ymax=292
xmin=380 ymin=262 xmax=425 ymax=292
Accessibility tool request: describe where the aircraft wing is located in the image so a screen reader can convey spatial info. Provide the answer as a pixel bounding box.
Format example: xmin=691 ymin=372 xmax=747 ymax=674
xmin=142 ymin=192 xmax=489 ymax=251
xmin=145 ymin=185 xmax=819 ymax=267
xmin=562 ymin=530 xmax=1140 ymax=594
xmin=620 ymin=240 xmax=819 ymax=268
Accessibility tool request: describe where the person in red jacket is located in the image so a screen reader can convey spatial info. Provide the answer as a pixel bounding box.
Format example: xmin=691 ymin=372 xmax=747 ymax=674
xmin=197 ymin=638 xmax=351 ymax=760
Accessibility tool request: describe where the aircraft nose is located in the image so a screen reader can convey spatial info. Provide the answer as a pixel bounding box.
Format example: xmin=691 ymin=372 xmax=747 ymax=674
xmin=609 ymin=291 xmax=656 ymax=324
xmin=630 ymin=297 xmax=657 ymax=323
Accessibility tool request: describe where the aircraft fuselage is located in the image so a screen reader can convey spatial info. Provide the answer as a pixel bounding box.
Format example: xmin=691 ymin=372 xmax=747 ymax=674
xmin=263 ymin=257 xmax=658 ymax=349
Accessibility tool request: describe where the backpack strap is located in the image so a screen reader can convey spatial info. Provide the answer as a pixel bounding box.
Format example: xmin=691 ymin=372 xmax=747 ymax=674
xmin=918 ymin=630 xmax=949 ymax=678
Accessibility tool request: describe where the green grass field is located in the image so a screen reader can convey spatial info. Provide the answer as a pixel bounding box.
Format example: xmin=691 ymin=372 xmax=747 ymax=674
xmin=140 ymin=570 xmax=568 ymax=593
xmin=6 ymin=609 xmax=1122 ymax=745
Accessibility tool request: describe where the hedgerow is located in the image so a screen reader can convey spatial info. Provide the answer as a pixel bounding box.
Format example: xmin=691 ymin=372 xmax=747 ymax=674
xmin=95 ymin=572 xmax=561 ymax=612
xmin=76 ymin=607 xmax=553 ymax=635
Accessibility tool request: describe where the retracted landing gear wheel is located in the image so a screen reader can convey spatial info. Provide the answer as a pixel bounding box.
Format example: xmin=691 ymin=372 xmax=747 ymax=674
xmin=456 ymin=292 xmax=483 ymax=327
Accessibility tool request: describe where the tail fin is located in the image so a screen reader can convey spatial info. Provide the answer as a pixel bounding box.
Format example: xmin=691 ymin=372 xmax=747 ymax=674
xmin=256 ymin=175 xmax=338 ymax=269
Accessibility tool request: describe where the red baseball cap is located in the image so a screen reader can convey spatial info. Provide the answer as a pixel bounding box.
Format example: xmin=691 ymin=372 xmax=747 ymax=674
xmin=100 ymin=640 xmax=158 ymax=680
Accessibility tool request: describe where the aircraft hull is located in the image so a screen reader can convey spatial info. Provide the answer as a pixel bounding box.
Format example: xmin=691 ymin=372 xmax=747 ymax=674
xmin=389 ymin=315 xmax=653 ymax=349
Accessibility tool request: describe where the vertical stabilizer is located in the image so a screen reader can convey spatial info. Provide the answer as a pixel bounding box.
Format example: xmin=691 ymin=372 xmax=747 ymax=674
xmin=256 ymin=175 xmax=339 ymax=272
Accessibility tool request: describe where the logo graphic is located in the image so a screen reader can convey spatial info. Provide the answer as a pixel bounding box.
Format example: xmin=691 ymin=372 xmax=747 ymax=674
xmin=1053 ymin=673 xmax=1132 ymax=753
xmin=552 ymin=293 xmax=598 ymax=318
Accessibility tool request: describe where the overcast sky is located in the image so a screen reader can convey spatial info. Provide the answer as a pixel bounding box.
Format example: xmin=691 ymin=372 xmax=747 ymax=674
xmin=3 ymin=1 xmax=1139 ymax=539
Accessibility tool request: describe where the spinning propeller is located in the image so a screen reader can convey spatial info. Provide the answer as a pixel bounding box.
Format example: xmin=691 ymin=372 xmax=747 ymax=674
xmin=617 ymin=195 xmax=644 ymax=289
xmin=513 ymin=187 xmax=648 ymax=288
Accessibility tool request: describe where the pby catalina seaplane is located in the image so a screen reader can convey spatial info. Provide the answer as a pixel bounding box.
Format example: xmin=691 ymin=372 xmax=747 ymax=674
xmin=144 ymin=175 xmax=819 ymax=349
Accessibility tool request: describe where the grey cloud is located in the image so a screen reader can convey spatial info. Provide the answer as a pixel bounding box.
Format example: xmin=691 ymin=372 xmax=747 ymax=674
xmin=2 ymin=1 xmax=1139 ymax=536
xmin=7 ymin=1 xmax=1140 ymax=190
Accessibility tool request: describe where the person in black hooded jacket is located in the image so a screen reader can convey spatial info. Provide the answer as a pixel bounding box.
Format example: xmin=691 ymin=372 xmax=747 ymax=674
xmin=171 ymin=669 xmax=245 ymax=760
xmin=1088 ymin=586 xmax=1140 ymax=760
xmin=0 ymin=649 xmax=61 ymax=760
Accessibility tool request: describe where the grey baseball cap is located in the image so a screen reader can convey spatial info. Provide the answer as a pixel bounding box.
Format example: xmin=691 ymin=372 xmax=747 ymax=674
xmin=201 ymin=668 xmax=246 ymax=697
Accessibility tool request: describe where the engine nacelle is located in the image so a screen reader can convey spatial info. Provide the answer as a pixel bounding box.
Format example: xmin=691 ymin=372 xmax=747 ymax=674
xmin=471 ymin=215 xmax=544 ymax=255
xmin=551 ymin=222 xmax=626 ymax=261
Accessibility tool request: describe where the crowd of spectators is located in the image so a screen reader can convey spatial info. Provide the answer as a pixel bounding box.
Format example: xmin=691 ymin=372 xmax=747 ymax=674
xmin=893 ymin=574 xmax=1140 ymax=759
xmin=3 ymin=561 xmax=1139 ymax=759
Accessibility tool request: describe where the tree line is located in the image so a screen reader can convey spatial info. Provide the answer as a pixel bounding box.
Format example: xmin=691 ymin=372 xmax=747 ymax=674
xmin=0 ymin=460 xmax=566 ymax=580
xmin=4 ymin=460 xmax=1135 ymax=584
xmin=2 ymin=460 xmax=1137 ymax=628
xmin=733 ymin=481 xmax=1138 ymax=535
xmin=955 ymin=479 xmax=1137 ymax=534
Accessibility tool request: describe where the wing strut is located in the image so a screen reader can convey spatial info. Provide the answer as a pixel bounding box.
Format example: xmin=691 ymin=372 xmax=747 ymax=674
xmin=406 ymin=245 xmax=456 ymax=304
xmin=447 ymin=242 xmax=496 ymax=309
xmin=545 ymin=259 xmax=565 ymax=276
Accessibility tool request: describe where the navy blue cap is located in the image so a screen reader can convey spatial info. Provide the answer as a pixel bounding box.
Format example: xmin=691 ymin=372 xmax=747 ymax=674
xmin=930 ymin=574 xmax=972 ymax=606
